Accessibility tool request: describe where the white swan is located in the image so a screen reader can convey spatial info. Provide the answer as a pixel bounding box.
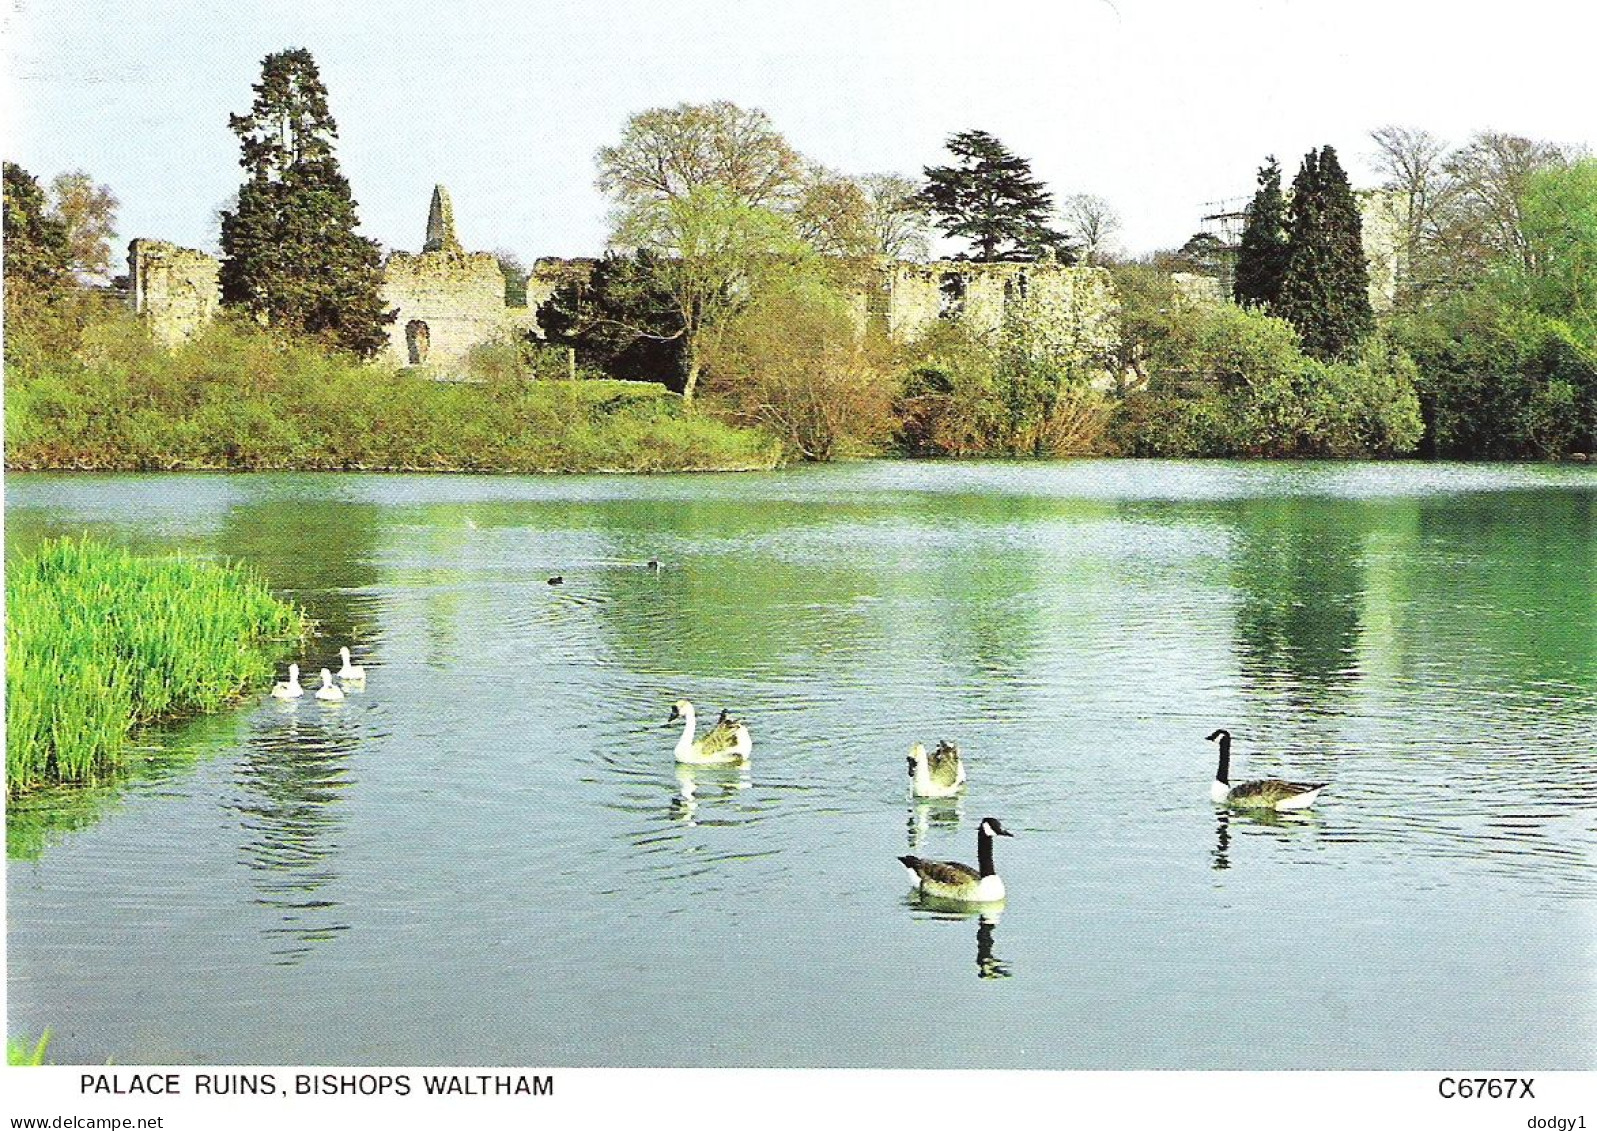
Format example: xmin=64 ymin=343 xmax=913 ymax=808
xmin=668 ymin=699 xmax=751 ymax=765
xmin=271 ymin=663 xmax=304 ymax=699
xmin=314 ymin=668 xmax=345 ymax=702
xmin=908 ymin=740 xmax=966 ymax=798
xmin=337 ymin=646 xmax=365 ymax=683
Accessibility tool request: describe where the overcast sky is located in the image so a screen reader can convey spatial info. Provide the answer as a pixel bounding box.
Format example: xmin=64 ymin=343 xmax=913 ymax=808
xmin=5 ymin=0 xmax=1595 ymax=267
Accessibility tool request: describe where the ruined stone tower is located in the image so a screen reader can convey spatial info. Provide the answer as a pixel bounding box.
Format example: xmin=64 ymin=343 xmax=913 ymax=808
xmin=422 ymin=185 xmax=462 ymax=253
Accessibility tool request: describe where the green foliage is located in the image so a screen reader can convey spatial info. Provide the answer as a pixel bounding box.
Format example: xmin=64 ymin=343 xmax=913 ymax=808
xmin=1109 ymin=288 xmax=1421 ymax=458
xmin=5 ymin=539 xmax=308 ymax=795
xmin=894 ymin=321 xmax=1009 ymax=457
xmin=4 ymin=312 xmax=778 ymax=473
xmin=1380 ymin=158 xmax=1597 ymax=459
xmin=919 ymin=130 xmax=1074 ymax=263
xmin=537 ymin=250 xmax=686 ymax=386
xmin=8 ymin=1031 xmax=52 ymax=1066
xmin=1275 ymin=146 xmax=1375 ymax=361
xmin=609 ymin=186 xmax=812 ymax=403
xmin=703 ymin=270 xmax=896 ymax=461
xmin=1509 ymin=160 xmax=1597 ymax=343
xmin=1391 ymin=292 xmax=1596 ymax=458
xmin=219 ymin=48 xmax=392 ymax=357
xmin=3 ymin=161 xmax=72 ymax=293
xmin=892 ymin=292 xmax=1116 ymax=459
xmin=1233 ymin=157 xmax=1289 ymax=309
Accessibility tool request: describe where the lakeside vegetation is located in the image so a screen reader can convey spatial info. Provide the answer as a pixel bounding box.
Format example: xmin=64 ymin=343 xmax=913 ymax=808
xmin=3 ymin=308 xmax=781 ymax=473
xmin=4 ymin=539 xmax=309 ymax=796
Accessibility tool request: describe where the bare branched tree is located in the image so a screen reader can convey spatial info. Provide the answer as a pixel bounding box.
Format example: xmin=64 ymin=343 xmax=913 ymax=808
xmin=1061 ymin=193 xmax=1121 ymax=264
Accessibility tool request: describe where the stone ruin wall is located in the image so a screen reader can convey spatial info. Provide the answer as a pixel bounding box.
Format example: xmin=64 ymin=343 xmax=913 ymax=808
xmin=882 ymin=259 xmax=1120 ymax=350
xmin=128 ymin=239 xmax=221 ymax=345
xmin=1357 ymin=189 xmax=1408 ymax=313
xmin=380 ymin=249 xmax=537 ymax=369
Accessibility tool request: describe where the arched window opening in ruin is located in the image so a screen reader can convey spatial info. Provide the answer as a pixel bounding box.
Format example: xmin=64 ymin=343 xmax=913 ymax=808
xmin=406 ymin=320 xmax=431 ymax=365
xmin=938 ymin=273 xmax=966 ymax=320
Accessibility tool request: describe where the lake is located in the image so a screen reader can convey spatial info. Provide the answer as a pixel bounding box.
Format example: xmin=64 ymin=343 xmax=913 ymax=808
xmin=6 ymin=461 xmax=1595 ymax=1068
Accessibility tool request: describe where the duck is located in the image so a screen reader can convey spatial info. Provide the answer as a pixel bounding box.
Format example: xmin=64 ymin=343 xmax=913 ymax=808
xmin=337 ymin=646 xmax=365 ymax=683
xmin=547 ymin=576 xmax=564 ymax=586
xmin=314 ymin=668 xmax=345 ymax=702
xmin=271 ymin=663 xmax=304 ymax=699
xmin=1206 ymin=728 xmax=1327 ymax=810
xmin=898 ymin=817 xmax=1015 ymax=904
xmin=908 ymin=739 xmax=966 ymax=798
xmin=667 ymin=699 xmax=751 ymax=765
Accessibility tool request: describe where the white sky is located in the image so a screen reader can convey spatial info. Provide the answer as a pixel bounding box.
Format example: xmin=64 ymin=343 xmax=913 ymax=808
xmin=4 ymin=0 xmax=1595 ymax=265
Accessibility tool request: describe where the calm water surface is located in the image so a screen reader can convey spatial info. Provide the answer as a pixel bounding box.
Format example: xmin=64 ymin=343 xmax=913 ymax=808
xmin=6 ymin=461 xmax=1595 ymax=1067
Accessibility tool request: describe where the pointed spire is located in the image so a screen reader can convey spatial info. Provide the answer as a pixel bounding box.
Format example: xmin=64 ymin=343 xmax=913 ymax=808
xmin=423 ymin=185 xmax=461 ymax=253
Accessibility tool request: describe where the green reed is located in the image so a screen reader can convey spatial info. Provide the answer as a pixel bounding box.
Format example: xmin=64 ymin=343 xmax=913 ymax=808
xmin=5 ymin=538 xmax=308 ymax=796
xmin=8 ymin=1030 xmax=52 ymax=1066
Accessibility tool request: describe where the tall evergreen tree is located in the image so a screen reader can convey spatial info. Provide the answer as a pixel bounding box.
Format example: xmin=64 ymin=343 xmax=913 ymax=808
xmin=220 ymin=48 xmax=391 ymax=357
xmin=1233 ymin=156 xmax=1290 ymax=308
xmin=919 ymin=130 xmax=1074 ymax=262
xmin=1276 ymin=146 xmax=1374 ymax=360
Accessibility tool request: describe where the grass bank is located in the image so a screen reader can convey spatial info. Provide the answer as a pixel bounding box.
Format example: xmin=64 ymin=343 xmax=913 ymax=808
xmin=3 ymin=313 xmax=782 ymax=473
xmin=4 ymin=538 xmax=309 ymax=796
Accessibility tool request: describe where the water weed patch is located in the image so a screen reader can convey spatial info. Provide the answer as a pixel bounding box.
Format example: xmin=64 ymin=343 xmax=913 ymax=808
xmin=4 ymin=538 xmax=308 ymax=795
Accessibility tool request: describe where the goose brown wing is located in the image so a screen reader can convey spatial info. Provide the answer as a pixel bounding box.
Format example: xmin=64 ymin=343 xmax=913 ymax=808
xmin=927 ymin=744 xmax=962 ymax=788
xmin=1230 ymin=778 xmax=1325 ymax=804
xmin=901 ymin=856 xmax=980 ymax=886
xmin=696 ymin=717 xmax=744 ymax=757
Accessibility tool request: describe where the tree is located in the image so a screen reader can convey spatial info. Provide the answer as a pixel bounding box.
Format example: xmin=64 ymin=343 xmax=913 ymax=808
xmin=1233 ymin=157 xmax=1290 ymax=309
xmin=606 ymin=186 xmax=810 ymax=404
xmin=1368 ymin=125 xmax=1452 ymax=301
xmin=919 ymin=130 xmax=1073 ymax=262
xmin=219 ymin=48 xmax=391 ymax=357
xmin=794 ymin=167 xmax=877 ymax=257
xmin=1439 ymin=132 xmax=1568 ymax=274
xmin=537 ymin=250 xmax=685 ymax=384
xmin=1275 ymin=146 xmax=1374 ymax=361
xmin=1061 ymin=193 xmax=1121 ymax=264
xmin=493 ymin=249 xmax=528 ymax=307
xmin=858 ymin=173 xmax=931 ymax=260
xmin=703 ymin=271 xmax=895 ymax=461
xmin=3 ymin=162 xmax=71 ymax=293
xmin=48 ymin=171 xmax=119 ymax=283
xmin=595 ymin=101 xmax=805 ymax=212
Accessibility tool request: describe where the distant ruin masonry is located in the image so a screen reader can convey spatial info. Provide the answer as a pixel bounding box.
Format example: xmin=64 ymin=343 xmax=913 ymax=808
xmin=122 ymin=187 xmax=1119 ymax=376
xmin=379 ymin=184 xmax=539 ymax=369
xmin=127 ymin=239 xmax=221 ymax=345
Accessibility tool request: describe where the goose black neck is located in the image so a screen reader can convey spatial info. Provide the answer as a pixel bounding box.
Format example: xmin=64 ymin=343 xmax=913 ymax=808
xmin=977 ymin=826 xmax=997 ymax=878
xmin=1215 ymin=733 xmax=1231 ymax=784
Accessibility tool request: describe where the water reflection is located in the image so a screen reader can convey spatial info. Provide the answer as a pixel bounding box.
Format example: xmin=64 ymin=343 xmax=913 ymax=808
xmin=908 ymin=893 xmax=1011 ymax=980
xmin=1228 ymin=498 xmax=1364 ymax=711
xmin=670 ymin=763 xmax=752 ymax=827
xmin=906 ymin=797 xmax=964 ymax=853
xmin=1211 ymin=807 xmax=1320 ymax=872
xmin=233 ymin=701 xmax=361 ymax=965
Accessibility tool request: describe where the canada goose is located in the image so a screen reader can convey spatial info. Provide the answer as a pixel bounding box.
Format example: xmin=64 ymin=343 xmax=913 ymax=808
xmin=1206 ymin=729 xmax=1327 ymax=810
xmin=314 ymin=668 xmax=345 ymax=702
xmin=898 ymin=817 xmax=1014 ymax=904
xmin=547 ymin=576 xmax=564 ymax=586
xmin=908 ymin=740 xmax=966 ymax=798
xmin=337 ymin=646 xmax=365 ymax=683
xmin=271 ymin=663 xmax=304 ymax=699
xmin=667 ymin=699 xmax=751 ymax=765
